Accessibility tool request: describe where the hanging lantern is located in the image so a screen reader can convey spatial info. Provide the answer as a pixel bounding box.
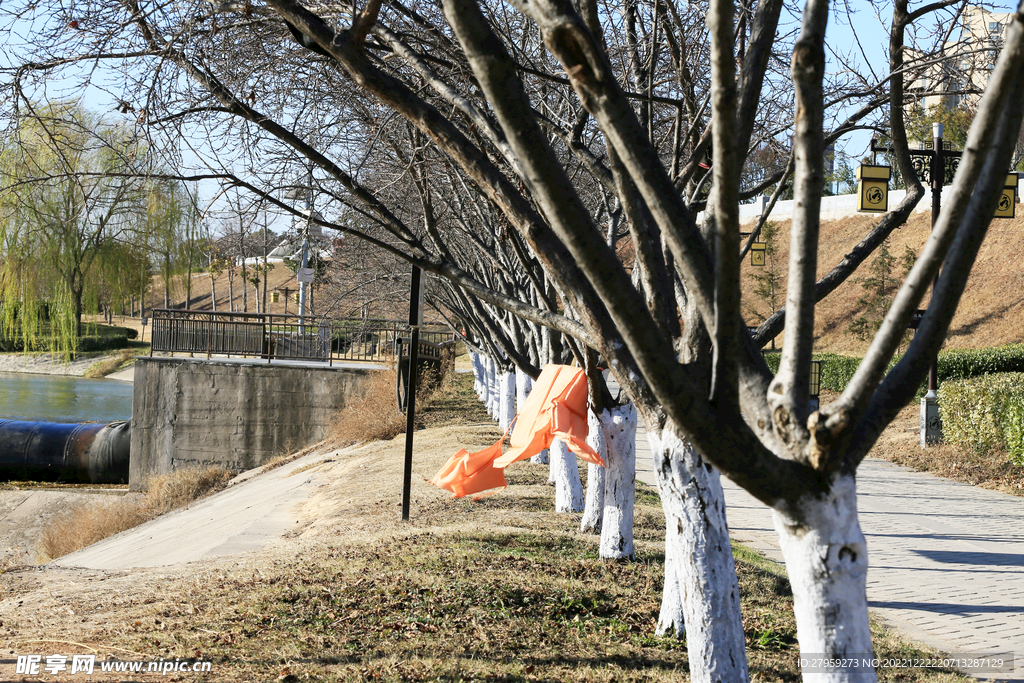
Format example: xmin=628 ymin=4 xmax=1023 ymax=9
xmin=857 ymin=164 xmax=891 ymax=213
xmin=751 ymin=241 xmax=766 ymax=266
xmin=993 ymin=173 xmax=1018 ymax=219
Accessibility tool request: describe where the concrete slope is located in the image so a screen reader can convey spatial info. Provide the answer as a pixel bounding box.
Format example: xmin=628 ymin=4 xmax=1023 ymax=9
xmin=50 ymin=450 xmax=335 ymax=571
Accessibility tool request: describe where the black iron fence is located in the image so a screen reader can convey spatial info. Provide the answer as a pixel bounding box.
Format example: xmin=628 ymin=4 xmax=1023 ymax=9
xmin=149 ymin=309 xmax=455 ymax=365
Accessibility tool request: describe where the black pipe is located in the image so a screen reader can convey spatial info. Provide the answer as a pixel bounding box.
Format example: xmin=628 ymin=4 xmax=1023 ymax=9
xmin=0 ymin=419 xmax=130 ymax=483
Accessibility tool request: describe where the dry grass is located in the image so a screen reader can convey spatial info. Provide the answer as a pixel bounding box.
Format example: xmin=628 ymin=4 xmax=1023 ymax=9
xmin=82 ymin=348 xmax=137 ymax=378
xmin=743 ymin=211 xmax=1024 ymax=354
xmin=38 ymin=466 xmax=232 ymax=560
xmin=328 ymin=364 xmax=449 ymax=447
xmin=3 ymin=377 xmax=973 ymax=682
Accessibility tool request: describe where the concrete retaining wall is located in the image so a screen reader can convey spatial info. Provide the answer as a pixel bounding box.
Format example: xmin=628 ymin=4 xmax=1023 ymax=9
xmin=129 ymin=357 xmax=379 ymax=489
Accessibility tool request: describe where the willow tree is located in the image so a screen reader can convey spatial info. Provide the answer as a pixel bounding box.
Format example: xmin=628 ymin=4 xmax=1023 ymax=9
xmin=0 ymin=102 xmax=143 ymax=351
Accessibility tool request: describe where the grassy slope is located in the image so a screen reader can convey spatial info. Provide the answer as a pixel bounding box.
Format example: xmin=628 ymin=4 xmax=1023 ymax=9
xmin=742 ymin=211 xmax=1024 ymax=355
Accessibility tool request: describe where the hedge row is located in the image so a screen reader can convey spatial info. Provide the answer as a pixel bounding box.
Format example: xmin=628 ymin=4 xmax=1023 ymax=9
xmin=938 ymin=374 xmax=1024 ymax=465
xmin=763 ymin=352 xmax=864 ymax=393
xmin=763 ymin=343 xmax=1024 ymax=395
xmin=0 ymin=326 xmax=135 ymax=353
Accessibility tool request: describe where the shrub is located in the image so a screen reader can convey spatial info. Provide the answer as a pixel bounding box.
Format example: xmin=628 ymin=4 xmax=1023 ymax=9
xmin=39 ymin=465 xmax=231 ymax=560
xmin=938 ymin=373 xmax=1024 ymax=465
xmin=763 ymin=343 xmax=1024 ymax=396
xmin=329 ymin=364 xmax=445 ymax=446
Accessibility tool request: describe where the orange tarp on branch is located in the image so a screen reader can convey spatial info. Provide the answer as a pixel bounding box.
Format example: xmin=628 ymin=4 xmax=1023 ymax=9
xmin=429 ymin=365 xmax=602 ymax=499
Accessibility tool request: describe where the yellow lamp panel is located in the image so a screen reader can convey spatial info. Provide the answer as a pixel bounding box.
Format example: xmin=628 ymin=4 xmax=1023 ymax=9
xmin=994 ymin=173 xmax=1017 ymax=219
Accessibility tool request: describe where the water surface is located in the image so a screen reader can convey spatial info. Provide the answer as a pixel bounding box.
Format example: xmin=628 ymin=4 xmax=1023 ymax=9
xmin=0 ymin=372 xmax=133 ymax=424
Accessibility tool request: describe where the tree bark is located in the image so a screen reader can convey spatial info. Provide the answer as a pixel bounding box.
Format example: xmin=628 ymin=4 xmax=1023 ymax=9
xmin=648 ymin=424 xmax=749 ymax=682
xmin=551 ymin=437 xmax=584 ymax=513
xmin=598 ymin=403 xmax=636 ymax=560
xmin=580 ymin=407 xmax=606 ymax=534
xmin=498 ymin=370 xmax=516 ymax=431
xmin=773 ymin=474 xmax=874 ymax=683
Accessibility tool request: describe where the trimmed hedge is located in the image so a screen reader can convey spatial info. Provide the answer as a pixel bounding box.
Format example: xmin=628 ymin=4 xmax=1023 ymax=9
xmin=763 ymin=352 xmax=862 ymax=393
xmin=938 ymin=373 xmax=1024 ymax=465
xmin=763 ymin=343 xmax=1024 ymax=396
xmin=0 ymin=325 xmax=135 ymax=353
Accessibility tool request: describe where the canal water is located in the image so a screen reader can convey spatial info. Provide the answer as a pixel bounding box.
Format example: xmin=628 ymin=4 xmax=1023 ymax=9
xmin=0 ymin=372 xmax=133 ymax=424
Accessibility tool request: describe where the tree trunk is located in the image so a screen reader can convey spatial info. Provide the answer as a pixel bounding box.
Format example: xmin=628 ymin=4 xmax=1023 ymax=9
xmin=515 ymin=369 xmax=531 ymax=411
xmin=471 ymin=351 xmax=483 ymax=398
xmin=648 ymin=425 xmax=749 ymax=682
xmin=657 ymin=527 xmax=685 ymax=638
xmin=498 ymin=370 xmax=516 ymax=431
xmin=580 ymin=408 xmax=606 ymax=534
xmin=228 ymin=271 xmax=235 ymax=312
xmin=598 ymin=403 xmax=636 ymax=560
xmin=210 ymin=272 xmax=218 ymax=312
xmin=551 ymin=437 xmax=584 ymax=513
xmin=773 ymin=474 xmax=875 ymax=683
xmin=240 ymin=260 xmax=248 ymax=312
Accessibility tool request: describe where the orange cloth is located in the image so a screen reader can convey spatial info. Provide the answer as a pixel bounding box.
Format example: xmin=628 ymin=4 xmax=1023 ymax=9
xmin=428 ymin=437 xmax=508 ymax=500
xmin=429 ymin=365 xmax=602 ymax=500
xmin=494 ymin=364 xmax=602 ymax=468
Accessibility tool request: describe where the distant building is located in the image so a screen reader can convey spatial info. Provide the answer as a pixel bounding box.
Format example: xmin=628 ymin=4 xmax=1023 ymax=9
xmin=916 ymin=6 xmax=1013 ymax=112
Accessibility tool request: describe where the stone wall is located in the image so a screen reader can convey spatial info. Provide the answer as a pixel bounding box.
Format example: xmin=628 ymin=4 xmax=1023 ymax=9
xmin=129 ymin=357 xmax=379 ymax=489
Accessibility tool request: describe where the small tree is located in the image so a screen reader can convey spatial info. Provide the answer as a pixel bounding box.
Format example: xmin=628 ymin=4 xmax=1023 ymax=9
xmin=748 ymin=220 xmax=783 ymax=349
xmin=849 ymin=239 xmax=898 ymax=341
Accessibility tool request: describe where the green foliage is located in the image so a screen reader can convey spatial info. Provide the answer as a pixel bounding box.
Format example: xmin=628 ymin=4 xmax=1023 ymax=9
xmin=849 ymin=239 xmax=899 ymax=341
xmin=905 ymin=100 xmax=974 ymax=150
xmin=0 ymin=324 xmax=135 ymax=353
xmin=764 ymin=344 xmax=1024 ymax=401
xmin=939 ymin=374 xmax=1024 ymax=465
xmin=0 ymin=101 xmax=150 ymax=354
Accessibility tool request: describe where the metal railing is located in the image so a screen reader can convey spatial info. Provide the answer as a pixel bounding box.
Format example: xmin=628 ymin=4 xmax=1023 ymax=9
xmin=149 ymin=309 xmax=455 ymax=365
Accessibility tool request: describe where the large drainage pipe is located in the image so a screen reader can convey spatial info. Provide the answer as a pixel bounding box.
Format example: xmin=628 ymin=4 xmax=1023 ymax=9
xmin=0 ymin=419 xmax=130 ymax=483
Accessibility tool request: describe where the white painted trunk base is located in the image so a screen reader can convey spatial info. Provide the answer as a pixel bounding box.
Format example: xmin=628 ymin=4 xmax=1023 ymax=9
xmin=498 ymin=371 xmax=515 ymax=432
xmin=648 ymin=427 xmax=749 ymax=683
xmin=533 ymin=448 xmax=550 ymax=466
xmin=580 ymin=409 xmax=607 ymax=534
xmin=515 ymin=370 xmax=531 ymax=412
xmin=598 ymin=404 xmax=636 ymax=560
xmin=486 ymin=358 xmax=499 ymax=419
xmin=551 ymin=438 xmax=584 ymax=513
xmin=773 ymin=474 xmax=875 ymax=683
xmin=470 ymin=352 xmax=482 ymax=398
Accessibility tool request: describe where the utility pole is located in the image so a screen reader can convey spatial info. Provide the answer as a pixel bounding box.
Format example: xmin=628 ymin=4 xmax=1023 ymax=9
xmin=401 ymin=266 xmax=423 ymax=521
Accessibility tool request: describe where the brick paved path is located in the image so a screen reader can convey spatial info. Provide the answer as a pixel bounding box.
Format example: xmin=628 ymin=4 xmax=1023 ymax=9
xmin=633 ymin=426 xmax=1024 ymax=681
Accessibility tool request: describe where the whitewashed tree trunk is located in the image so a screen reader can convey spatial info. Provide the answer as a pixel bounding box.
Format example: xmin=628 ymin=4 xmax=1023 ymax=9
xmin=485 ymin=356 xmax=498 ymax=418
xmin=551 ymin=438 xmax=584 ymax=512
xmin=648 ymin=426 xmax=748 ymax=683
xmin=599 ymin=404 xmax=636 ymax=560
xmin=773 ymin=475 xmax=875 ymax=683
xmin=515 ymin=369 xmax=531 ymax=412
xmin=470 ymin=352 xmax=483 ymax=398
xmin=580 ymin=408 xmax=607 ymax=534
xmin=657 ymin=531 xmax=685 ymax=638
xmin=498 ymin=371 xmax=516 ymax=431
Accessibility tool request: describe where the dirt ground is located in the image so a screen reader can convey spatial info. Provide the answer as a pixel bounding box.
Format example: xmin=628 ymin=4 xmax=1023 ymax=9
xmin=0 ymin=422 xmax=515 ymax=680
